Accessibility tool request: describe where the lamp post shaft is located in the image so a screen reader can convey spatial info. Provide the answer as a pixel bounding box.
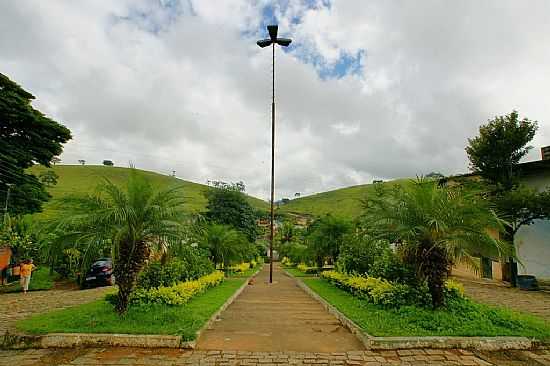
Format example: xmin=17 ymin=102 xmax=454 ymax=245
xmin=269 ymin=42 xmax=275 ymax=284
xmin=3 ymin=185 xmax=12 ymax=221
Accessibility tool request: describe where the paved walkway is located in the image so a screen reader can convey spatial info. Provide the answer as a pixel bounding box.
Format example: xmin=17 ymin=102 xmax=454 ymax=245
xmin=197 ymin=264 xmax=364 ymax=352
xmin=4 ymin=347 xmax=550 ymax=365
xmin=456 ymin=276 xmax=550 ymax=321
xmin=0 ymin=286 xmax=111 ymax=334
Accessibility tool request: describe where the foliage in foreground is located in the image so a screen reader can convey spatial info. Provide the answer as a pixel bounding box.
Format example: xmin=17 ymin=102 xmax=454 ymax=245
xmin=303 ymin=277 xmax=550 ymax=339
xmin=52 ymin=170 xmax=186 ymax=314
xmin=18 ymin=278 xmax=245 ymax=340
xmin=363 ymin=179 xmax=505 ymax=308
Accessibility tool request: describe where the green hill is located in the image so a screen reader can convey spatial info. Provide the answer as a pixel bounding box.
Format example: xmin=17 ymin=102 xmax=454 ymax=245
xmin=278 ymin=179 xmax=409 ymax=219
xmin=29 ymin=165 xmax=269 ymax=219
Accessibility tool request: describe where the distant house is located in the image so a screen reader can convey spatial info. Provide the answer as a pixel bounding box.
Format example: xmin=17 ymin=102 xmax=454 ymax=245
xmin=447 ymin=147 xmax=550 ymax=282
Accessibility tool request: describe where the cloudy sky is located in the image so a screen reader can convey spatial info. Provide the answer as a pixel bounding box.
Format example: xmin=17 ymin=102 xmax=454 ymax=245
xmin=2 ymin=1 xmax=549 ymax=200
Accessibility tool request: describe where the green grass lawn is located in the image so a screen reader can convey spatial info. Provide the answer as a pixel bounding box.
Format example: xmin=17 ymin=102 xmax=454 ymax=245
xmin=278 ymin=179 xmax=408 ymax=218
xmin=0 ymin=267 xmax=58 ymax=294
xmin=284 ymin=267 xmax=316 ymax=277
xmin=302 ymin=277 xmax=550 ymax=340
xmin=17 ymin=278 xmax=246 ymax=340
xmin=29 ymin=165 xmax=268 ymax=220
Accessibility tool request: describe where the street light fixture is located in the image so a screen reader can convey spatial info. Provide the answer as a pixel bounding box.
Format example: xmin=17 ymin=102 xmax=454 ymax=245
xmin=257 ymin=24 xmax=292 ymax=284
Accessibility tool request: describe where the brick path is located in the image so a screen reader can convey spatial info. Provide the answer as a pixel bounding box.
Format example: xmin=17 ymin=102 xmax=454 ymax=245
xmin=197 ymin=263 xmax=364 ymax=352
xmin=3 ymin=347 xmax=550 ymax=365
xmin=0 ymin=286 xmax=111 ymax=334
xmin=456 ymin=276 xmax=550 ymax=321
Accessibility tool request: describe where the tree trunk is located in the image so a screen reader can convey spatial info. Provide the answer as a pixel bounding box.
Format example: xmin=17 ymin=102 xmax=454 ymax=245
xmin=113 ymin=239 xmax=150 ymax=314
xmin=421 ymin=244 xmax=449 ymax=309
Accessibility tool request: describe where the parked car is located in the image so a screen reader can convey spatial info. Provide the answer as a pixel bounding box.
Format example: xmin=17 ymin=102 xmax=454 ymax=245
xmin=83 ymin=258 xmax=114 ymax=288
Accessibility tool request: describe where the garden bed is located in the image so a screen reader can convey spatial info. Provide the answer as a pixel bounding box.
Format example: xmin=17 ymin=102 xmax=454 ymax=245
xmin=301 ymin=277 xmax=550 ymax=341
xmin=17 ymin=277 xmax=247 ymax=341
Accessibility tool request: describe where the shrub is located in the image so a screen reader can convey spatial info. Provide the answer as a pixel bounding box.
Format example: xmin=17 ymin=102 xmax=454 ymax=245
xmin=229 ymin=262 xmax=251 ymax=273
xmin=130 ymin=271 xmax=224 ymax=306
xmin=337 ymin=234 xmax=389 ymax=275
xmin=280 ymin=243 xmax=309 ymax=265
xmin=368 ymin=248 xmax=416 ymax=284
xmin=281 ymin=256 xmax=293 ymax=266
xmin=337 ymin=234 xmax=415 ymax=284
xmin=138 ymin=255 xmax=214 ymax=290
xmin=321 ymin=270 xmax=462 ymax=308
xmin=297 ymin=263 xmax=318 ymax=274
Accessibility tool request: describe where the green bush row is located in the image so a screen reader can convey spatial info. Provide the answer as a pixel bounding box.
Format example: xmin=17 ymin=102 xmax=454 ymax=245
xmin=129 ymin=271 xmax=225 ymax=306
xmin=321 ymin=270 xmax=464 ymax=308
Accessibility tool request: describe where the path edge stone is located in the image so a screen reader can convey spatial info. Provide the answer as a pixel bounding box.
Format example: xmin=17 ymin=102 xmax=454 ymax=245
xmin=1 ymin=268 xmax=261 ymax=350
xmin=284 ymin=269 xmax=536 ymax=351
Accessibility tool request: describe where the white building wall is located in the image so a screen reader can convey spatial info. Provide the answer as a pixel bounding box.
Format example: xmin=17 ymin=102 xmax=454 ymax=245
xmin=515 ymin=170 xmax=550 ymax=280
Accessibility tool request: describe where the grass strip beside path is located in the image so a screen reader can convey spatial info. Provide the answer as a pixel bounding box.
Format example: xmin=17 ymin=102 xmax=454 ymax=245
xmin=302 ymin=277 xmax=550 ymax=340
xmin=284 ymin=267 xmax=315 ymax=278
xmin=17 ymin=278 xmax=246 ymax=341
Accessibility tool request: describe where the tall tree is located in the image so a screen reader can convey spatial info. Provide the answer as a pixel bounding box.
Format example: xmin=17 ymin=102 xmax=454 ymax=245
xmin=364 ymin=180 xmax=505 ymax=308
xmin=306 ymin=215 xmax=351 ymax=268
xmin=465 ymin=111 xmax=548 ymax=286
xmin=466 ymin=110 xmax=537 ymax=189
xmin=204 ymin=182 xmax=258 ymax=242
xmin=54 ymin=170 xmax=185 ymax=314
xmin=0 ymin=73 xmax=71 ymax=214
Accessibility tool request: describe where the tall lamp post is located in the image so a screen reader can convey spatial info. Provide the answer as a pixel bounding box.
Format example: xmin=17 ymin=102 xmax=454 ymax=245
xmin=3 ymin=183 xmax=13 ymax=222
xmin=257 ymin=25 xmax=292 ymax=284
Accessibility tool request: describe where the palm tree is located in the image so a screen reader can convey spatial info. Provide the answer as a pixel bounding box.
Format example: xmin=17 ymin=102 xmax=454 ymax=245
xmin=363 ymin=179 xmax=505 ymax=308
xmin=198 ymin=223 xmax=249 ymax=268
xmin=54 ymin=170 xmax=185 ymax=314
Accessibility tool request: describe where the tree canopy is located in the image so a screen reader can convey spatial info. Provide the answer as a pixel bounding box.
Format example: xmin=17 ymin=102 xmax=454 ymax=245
xmin=204 ymin=182 xmax=258 ymax=242
xmin=466 ymin=110 xmax=537 ymax=189
xmin=0 ymin=73 xmax=71 ymax=214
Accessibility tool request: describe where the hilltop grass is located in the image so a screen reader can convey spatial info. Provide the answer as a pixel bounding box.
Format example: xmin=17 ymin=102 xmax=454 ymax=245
xmin=301 ymin=277 xmax=550 ymax=340
xmin=17 ymin=277 xmax=246 ymax=340
xmin=29 ymin=165 xmax=268 ymax=219
xmin=278 ymin=179 xmax=409 ymax=218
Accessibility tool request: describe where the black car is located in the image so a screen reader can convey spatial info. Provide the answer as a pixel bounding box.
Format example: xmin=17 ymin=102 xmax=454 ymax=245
xmin=83 ymin=258 xmax=115 ymax=288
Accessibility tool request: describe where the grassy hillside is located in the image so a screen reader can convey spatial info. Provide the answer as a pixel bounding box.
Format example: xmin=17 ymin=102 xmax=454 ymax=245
xmin=278 ymin=179 xmax=409 ymax=219
xmin=29 ymin=165 xmax=268 ymax=219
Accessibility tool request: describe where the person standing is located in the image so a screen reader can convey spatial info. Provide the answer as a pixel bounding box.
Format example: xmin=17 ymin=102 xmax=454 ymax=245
xmin=19 ymin=259 xmax=35 ymax=293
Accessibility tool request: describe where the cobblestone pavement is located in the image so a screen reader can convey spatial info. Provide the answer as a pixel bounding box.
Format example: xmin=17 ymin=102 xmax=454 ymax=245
xmin=2 ymin=347 xmax=550 ymax=365
xmin=456 ymin=276 xmax=550 ymax=321
xmin=0 ymin=286 xmax=111 ymax=334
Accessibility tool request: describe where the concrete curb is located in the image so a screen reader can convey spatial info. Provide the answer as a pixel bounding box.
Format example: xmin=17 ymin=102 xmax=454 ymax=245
xmin=1 ymin=269 xmax=261 ymax=350
xmin=285 ymin=270 xmax=535 ymax=351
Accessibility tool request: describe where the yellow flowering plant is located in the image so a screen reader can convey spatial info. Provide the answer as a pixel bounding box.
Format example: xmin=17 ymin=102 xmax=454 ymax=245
xmin=131 ymin=271 xmax=224 ymax=306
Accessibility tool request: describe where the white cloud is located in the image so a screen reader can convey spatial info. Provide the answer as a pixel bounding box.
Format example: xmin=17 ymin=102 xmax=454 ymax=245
xmin=1 ymin=0 xmax=549 ymax=200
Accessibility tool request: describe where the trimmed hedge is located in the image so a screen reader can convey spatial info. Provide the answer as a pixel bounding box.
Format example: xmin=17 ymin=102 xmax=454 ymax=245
xmin=137 ymin=257 xmax=214 ymax=290
xmin=130 ymin=271 xmax=224 ymax=306
xmin=321 ymin=270 xmax=464 ymax=308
